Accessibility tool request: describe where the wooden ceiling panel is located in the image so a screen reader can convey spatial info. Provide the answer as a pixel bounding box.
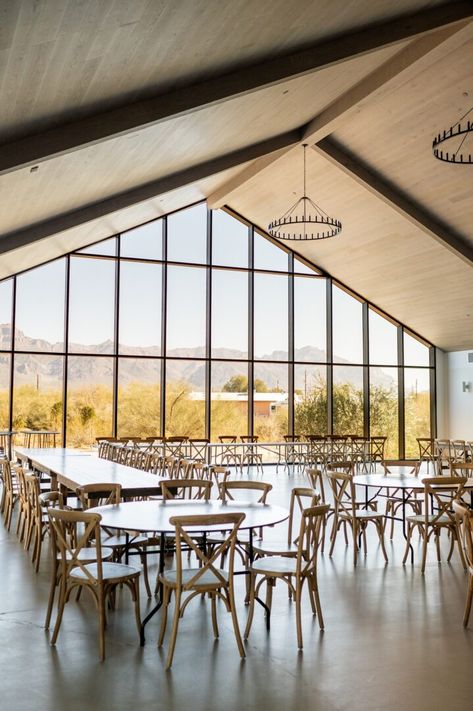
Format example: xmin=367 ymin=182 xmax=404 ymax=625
xmin=0 ymin=46 xmax=400 ymax=236
xmin=0 ymin=164 xmax=248 ymax=280
xmin=0 ymin=0 xmax=445 ymax=140
xmin=331 ymin=21 xmax=473 ymax=244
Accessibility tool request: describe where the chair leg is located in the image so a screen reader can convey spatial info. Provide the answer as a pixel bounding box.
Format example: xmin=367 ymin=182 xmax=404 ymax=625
xmin=132 ymin=578 xmax=141 ymax=637
xmin=376 ymin=520 xmax=389 ymax=563
xmin=165 ymin=588 xmax=182 ymax=669
xmin=295 ymin=580 xmax=303 ymax=649
xmin=140 ymin=552 xmax=152 ymax=598
xmin=210 ymin=593 xmax=219 ymax=638
xmin=352 ymin=521 xmax=358 ymax=567
xmin=402 ymin=523 xmax=414 ymax=565
xmin=228 ymin=581 xmax=245 ymax=658
xmin=435 ymin=530 xmax=442 ymax=563
xmin=244 ymin=573 xmax=256 ymax=640
xmin=463 ymin=577 xmax=473 ymax=627
xmin=310 ymin=573 xmax=324 ymax=630
xmin=420 ymin=530 xmax=429 ymax=575
xmin=45 ymin=563 xmax=59 ymax=630
xmin=157 ymin=586 xmax=171 ymax=647
xmin=50 ymin=577 xmax=68 ymax=645
xmin=98 ymin=587 xmax=106 ymax=662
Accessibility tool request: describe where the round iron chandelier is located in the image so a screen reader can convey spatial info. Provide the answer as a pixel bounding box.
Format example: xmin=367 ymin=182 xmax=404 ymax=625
xmin=432 ymin=106 xmax=473 ymax=164
xmin=268 ymin=144 xmax=342 ymax=241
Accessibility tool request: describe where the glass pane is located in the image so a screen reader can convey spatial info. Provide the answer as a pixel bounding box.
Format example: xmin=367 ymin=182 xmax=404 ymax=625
xmin=119 ymin=262 xmax=161 ymax=355
xmin=15 ymin=260 xmax=66 ymax=352
xmin=254 ymin=230 xmax=289 ymax=271
xmin=294 ymin=277 xmax=326 ymax=361
xmin=253 ymin=363 xmax=288 ymax=441
xmin=212 ymin=269 xmax=248 ymax=358
xmin=166 ymin=266 xmax=206 ymax=354
xmin=254 ymin=273 xmax=288 ymax=360
xmin=212 ymin=210 xmax=248 ymax=267
xmin=13 ymin=354 xmax=64 ymax=444
xmin=370 ymin=367 xmax=398 ymax=458
xmin=120 ymin=220 xmax=162 ymax=260
xmin=0 ymin=354 xmax=10 ymax=428
xmin=294 ymin=258 xmax=319 ymax=275
xmin=68 ymin=257 xmax=116 ymax=354
xmin=66 ymin=356 xmax=114 ymax=447
xmin=78 ymin=237 xmax=117 ymax=256
xmin=0 ymin=279 xmax=13 ymax=350
xmin=167 ymin=203 xmax=207 ymax=264
xmin=294 ymin=364 xmax=327 ymax=436
xmin=332 ymin=286 xmax=363 ymax=364
xmin=165 ymin=359 xmax=205 ymax=438
xmin=404 ymin=368 xmax=430 ymax=457
xmin=333 ymin=366 xmax=364 ymax=435
xmin=117 ymin=358 xmax=161 ymax=437
xmin=404 ymin=332 xmax=430 ymax=367
xmin=369 ymin=310 xmax=398 ymax=366
xmin=211 ymin=362 xmax=248 ymax=440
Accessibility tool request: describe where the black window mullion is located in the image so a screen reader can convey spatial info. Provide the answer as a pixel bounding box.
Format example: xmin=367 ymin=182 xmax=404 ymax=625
xmin=62 ymin=256 xmax=70 ymax=446
xmin=8 ymin=277 xmax=16 ymax=434
xmin=398 ymin=327 xmax=405 ymax=459
xmin=362 ymin=302 xmax=369 ymax=439
xmin=112 ymin=243 xmax=120 ymax=437
xmin=160 ymin=218 xmax=168 ymax=438
xmin=430 ymin=347 xmax=437 ymax=440
xmin=248 ymin=225 xmax=254 ymax=437
xmin=326 ymin=278 xmax=333 ymax=435
xmin=205 ymin=208 xmax=212 ymax=441
xmin=288 ymin=253 xmax=295 ymax=437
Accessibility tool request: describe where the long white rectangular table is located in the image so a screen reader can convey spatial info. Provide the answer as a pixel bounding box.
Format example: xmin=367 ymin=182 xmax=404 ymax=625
xmin=14 ymin=447 xmax=163 ymax=497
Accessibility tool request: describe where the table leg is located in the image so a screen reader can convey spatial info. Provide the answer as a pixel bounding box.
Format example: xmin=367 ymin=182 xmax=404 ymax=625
xmin=140 ymin=532 xmax=166 ymax=646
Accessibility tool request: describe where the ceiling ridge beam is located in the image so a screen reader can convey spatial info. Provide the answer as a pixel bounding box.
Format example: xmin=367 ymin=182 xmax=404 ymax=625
xmin=208 ymin=19 xmax=470 ymax=208
xmin=0 ymin=129 xmax=302 ymax=255
xmin=313 ymin=137 xmax=473 ymax=267
xmin=0 ymin=2 xmax=472 ymax=177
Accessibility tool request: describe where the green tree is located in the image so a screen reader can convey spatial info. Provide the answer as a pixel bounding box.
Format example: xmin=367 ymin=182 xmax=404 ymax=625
xmin=222 ymin=375 xmax=248 ymax=392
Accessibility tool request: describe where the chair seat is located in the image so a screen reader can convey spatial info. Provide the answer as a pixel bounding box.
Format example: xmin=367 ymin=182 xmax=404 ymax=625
xmin=60 ymin=546 xmax=114 ymax=562
xmin=339 ymin=510 xmax=384 ymax=521
xmin=70 ymin=561 xmax=141 ymax=582
xmin=252 ymin=540 xmax=299 ymax=557
xmin=249 ymin=555 xmax=299 ymax=576
xmin=160 ymin=567 xmax=229 ymax=589
xmin=406 ymin=513 xmax=453 ymax=525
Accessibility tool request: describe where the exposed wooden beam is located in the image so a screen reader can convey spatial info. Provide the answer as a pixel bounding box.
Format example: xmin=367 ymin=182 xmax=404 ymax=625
xmin=208 ymin=20 xmax=470 ymax=208
xmin=0 ymin=2 xmax=472 ymax=177
xmin=313 ymin=137 xmax=473 ymax=266
xmin=0 ymin=129 xmax=301 ymax=255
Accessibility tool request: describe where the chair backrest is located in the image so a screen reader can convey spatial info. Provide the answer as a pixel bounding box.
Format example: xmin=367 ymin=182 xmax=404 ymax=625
xmin=189 ymin=461 xmax=208 ymax=480
xmin=417 ymin=438 xmax=434 ymax=459
xmin=295 ymin=504 xmax=330 ymax=577
xmin=16 ymin=466 xmax=28 ymax=501
xmin=170 ymin=512 xmax=245 ymax=589
xmin=208 ymin=465 xmax=230 ymax=485
xmin=453 ymin=500 xmax=473 ymax=575
xmin=370 ymin=437 xmax=386 ymax=460
xmin=77 ymin=483 xmax=121 ymax=509
xmin=219 ymin=435 xmax=237 ymax=443
xmin=451 ymin=461 xmax=473 ymax=478
xmin=421 ymin=477 xmax=467 ymax=526
xmin=48 ymin=508 xmax=104 ymax=584
xmin=218 ymin=480 xmax=272 ymax=503
xmin=240 ymin=435 xmax=258 ymax=443
xmin=25 ymin=473 xmax=42 ymax=518
xmin=452 ymin=440 xmax=467 ymax=461
xmin=326 ymin=470 xmax=356 ymax=518
xmin=163 ymin=456 xmax=179 ymax=478
xmin=188 ymin=439 xmax=209 ymax=461
xmin=0 ymin=459 xmax=14 ymax=492
xmin=177 ymin=459 xmax=194 ymax=477
xmin=161 ymin=478 xmax=213 ymax=500
xmin=288 ymin=487 xmax=321 ymax=544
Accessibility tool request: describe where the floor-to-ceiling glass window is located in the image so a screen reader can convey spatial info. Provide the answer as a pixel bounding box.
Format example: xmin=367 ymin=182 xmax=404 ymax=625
xmin=0 ymin=202 xmax=435 ymax=455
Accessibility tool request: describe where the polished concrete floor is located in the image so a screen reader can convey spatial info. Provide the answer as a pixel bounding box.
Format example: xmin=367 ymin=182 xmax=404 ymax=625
xmin=1 ymin=465 xmax=473 ymax=711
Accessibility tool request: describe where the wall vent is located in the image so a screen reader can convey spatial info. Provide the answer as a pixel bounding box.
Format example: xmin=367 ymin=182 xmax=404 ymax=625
xmin=468 ymin=353 xmax=473 ymax=364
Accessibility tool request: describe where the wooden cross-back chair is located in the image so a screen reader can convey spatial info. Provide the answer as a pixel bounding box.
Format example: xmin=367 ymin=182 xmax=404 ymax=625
xmin=208 ymin=465 xmax=231 ymax=487
xmin=161 ymin=478 xmax=213 ymax=501
xmin=188 ymin=461 xmax=208 ymax=480
xmin=218 ymin=480 xmax=272 ymax=504
xmin=417 ymin=438 xmax=434 ymax=471
xmin=245 ymin=503 xmax=329 ymax=649
xmin=77 ymin=483 xmax=152 ymax=597
xmin=158 ymin=512 xmax=246 ymax=669
xmin=24 ymin=473 xmax=60 ymax=572
xmin=402 ymin=476 xmax=467 ymax=573
xmin=15 ymin=466 xmax=30 ymax=544
xmin=326 ymin=470 xmax=388 ymax=566
xmin=188 ymin=438 xmax=209 ymax=462
xmin=252 ymin=486 xmax=321 ymax=559
xmin=47 ymin=508 xmax=141 ymax=661
xmin=0 ymin=459 xmax=18 ymax=531
xmin=453 ymin=500 xmax=473 ymax=627
xmin=218 ymin=435 xmax=242 ymax=471
xmin=240 ymin=436 xmax=263 ymax=474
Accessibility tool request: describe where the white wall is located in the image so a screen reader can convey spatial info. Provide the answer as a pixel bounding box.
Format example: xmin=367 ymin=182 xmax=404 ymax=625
xmin=444 ymin=349 xmax=473 ymax=439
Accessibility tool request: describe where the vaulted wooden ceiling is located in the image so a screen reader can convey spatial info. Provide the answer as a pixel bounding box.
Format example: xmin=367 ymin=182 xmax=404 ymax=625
xmin=0 ymin=0 xmax=472 ymax=351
